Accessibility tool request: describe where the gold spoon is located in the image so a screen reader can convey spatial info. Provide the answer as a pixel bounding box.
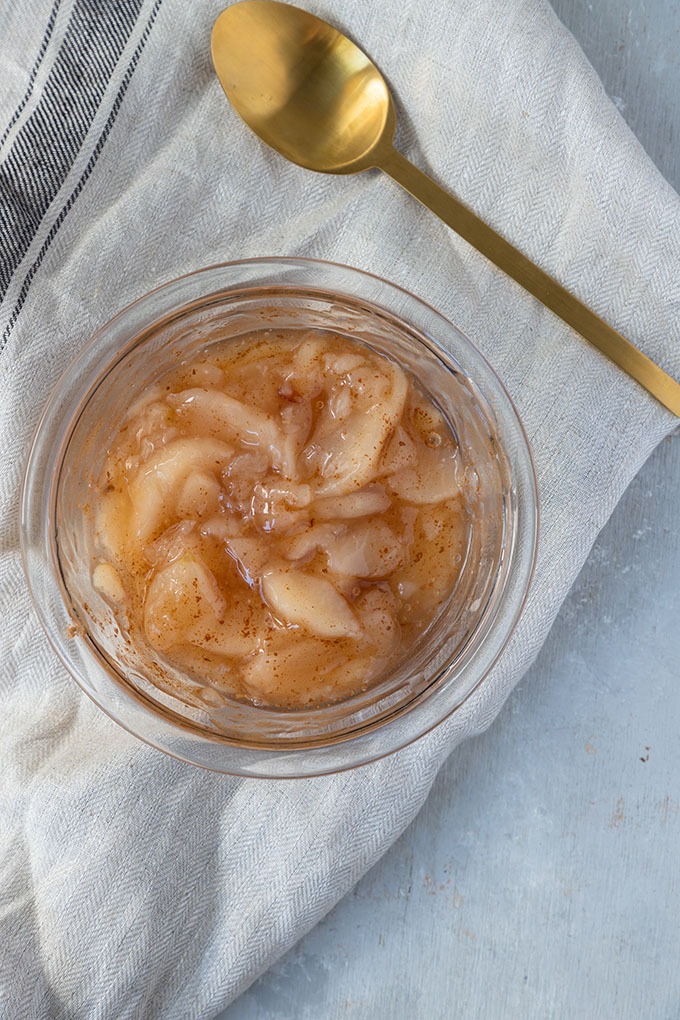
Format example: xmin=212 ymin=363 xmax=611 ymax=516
xmin=211 ymin=0 xmax=680 ymax=416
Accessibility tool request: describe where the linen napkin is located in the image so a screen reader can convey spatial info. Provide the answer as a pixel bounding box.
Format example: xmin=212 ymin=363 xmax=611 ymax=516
xmin=1 ymin=0 xmax=678 ymax=1016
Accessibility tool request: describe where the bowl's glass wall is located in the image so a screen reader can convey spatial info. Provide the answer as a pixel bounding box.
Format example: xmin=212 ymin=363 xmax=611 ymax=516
xmin=22 ymin=259 xmax=537 ymax=777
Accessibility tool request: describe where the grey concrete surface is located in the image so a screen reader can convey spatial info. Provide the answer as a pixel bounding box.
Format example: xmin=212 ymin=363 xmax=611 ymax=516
xmin=218 ymin=2 xmax=680 ymax=1016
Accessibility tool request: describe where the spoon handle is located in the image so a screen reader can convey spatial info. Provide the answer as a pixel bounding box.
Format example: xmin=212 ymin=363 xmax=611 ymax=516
xmin=379 ymin=146 xmax=680 ymax=416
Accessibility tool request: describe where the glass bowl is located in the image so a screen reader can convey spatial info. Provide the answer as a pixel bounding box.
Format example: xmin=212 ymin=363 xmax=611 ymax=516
xmin=21 ymin=257 xmax=537 ymax=778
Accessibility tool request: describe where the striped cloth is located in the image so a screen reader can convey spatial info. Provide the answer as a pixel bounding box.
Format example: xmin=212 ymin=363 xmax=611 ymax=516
xmin=1 ymin=1 xmax=678 ymax=1017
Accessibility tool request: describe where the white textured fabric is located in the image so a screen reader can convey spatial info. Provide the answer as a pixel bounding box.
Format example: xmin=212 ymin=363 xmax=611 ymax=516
xmin=1 ymin=0 xmax=678 ymax=1016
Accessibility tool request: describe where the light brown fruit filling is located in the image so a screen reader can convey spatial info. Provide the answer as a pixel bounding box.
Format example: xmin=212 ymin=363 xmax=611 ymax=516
xmin=91 ymin=330 xmax=470 ymax=709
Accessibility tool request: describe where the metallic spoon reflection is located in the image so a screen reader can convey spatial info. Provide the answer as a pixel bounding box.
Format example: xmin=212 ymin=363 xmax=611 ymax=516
xmin=211 ymin=0 xmax=680 ymax=415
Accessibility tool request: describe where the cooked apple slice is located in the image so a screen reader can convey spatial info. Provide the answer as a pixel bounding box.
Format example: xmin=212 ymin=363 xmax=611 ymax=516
xmin=144 ymin=520 xmax=196 ymax=568
xmin=241 ymin=636 xmax=339 ymax=705
xmin=191 ymin=594 xmax=262 ymax=658
xmin=176 ymin=471 xmax=222 ymax=519
xmin=170 ymin=387 xmax=279 ymax=448
xmin=181 ymin=361 xmax=225 ymax=388
xmin=312 ymin=484 xmax=391 ymax=520
xmin=95 ymin=486 xmax=133 ymax=563
xmin=409 ymin=394 xmax=448 ymax=443
xmin=308 ymin=360 xmax=409 ymax=495
xmin=198 ymin=514 xmax=246 ymax=542
xmin=284 ymin=523 xmax=338 ymax=563
xmin=387 ymin=445 xmax=461 ymax=504
xmin=276 ymin=396 xmax=313 ymax=477
xmin=397 ymin=503 xmax=468 ymax=617
xmin=322 ymin=520 xmax=406 ymax=579
xmin=92 ymin=562 xmax=125 ymax=604
xmin=285 ymin=519 xmax=404 ymax=579
xmin=378 ymin=425 xmax=417 ymax=476
xmin=129 ymin=437 xmax=232 ymax=543
xmin=355 ymin=586 xmax=402 ymax=658
xmin=262 ymin=570 xmax=360 ymax=638
xmin=144 ymin=553 xmax=226 ymax=651
xmin=241 ymin=633 xmax=371 ymax=708
xmin=288 ymin=335 xmax=327 ymax=396
xmin=143 ymin=553 xmax=256 ymax=657
xmin=323 ymin=351 xmax=366 ymax=376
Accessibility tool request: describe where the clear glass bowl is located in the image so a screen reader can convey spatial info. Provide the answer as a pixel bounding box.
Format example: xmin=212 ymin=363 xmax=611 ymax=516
xmin=21 ymin=258 xmax=537 ymax=777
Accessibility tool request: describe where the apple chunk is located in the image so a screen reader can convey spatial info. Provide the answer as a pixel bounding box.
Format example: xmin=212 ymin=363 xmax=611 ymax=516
xmin=262 ymin=570 xmax=360 ymax=638
xmin=129 ymin=437 xmax=232 ymax=543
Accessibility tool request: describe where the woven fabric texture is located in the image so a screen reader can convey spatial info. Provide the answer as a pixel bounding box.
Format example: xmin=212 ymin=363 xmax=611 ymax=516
xmin=1 ymin=1 xmax=678 ymax=1017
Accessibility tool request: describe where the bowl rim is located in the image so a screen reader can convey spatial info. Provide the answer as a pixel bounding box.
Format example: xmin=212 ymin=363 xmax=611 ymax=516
xmin=21 ymin=255 xmax=539 ymax=778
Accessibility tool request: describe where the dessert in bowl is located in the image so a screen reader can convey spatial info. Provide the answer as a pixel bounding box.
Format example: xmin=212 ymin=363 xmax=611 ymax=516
xmin=22 ymin=258 xmax=537 ymax=777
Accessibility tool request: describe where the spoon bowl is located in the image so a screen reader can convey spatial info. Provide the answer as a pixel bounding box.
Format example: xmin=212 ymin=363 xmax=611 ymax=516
xmin=211 ymin=1 xmax=395 ymax=173
xmin=211 ymin=0 xmax=680 ymax=415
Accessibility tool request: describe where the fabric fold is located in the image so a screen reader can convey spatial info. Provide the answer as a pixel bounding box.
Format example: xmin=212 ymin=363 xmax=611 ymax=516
xmin=1 ymin=1 xmax=678 ymax=1017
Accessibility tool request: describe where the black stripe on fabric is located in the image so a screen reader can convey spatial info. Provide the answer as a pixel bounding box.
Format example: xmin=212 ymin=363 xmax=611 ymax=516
xmin=0 ymin=0 xmax=146 ymax=302
xmin=0 ymin=0 xmax=63 ymax=152
xmin=0 ymin=0 xmax=164 ymax=355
